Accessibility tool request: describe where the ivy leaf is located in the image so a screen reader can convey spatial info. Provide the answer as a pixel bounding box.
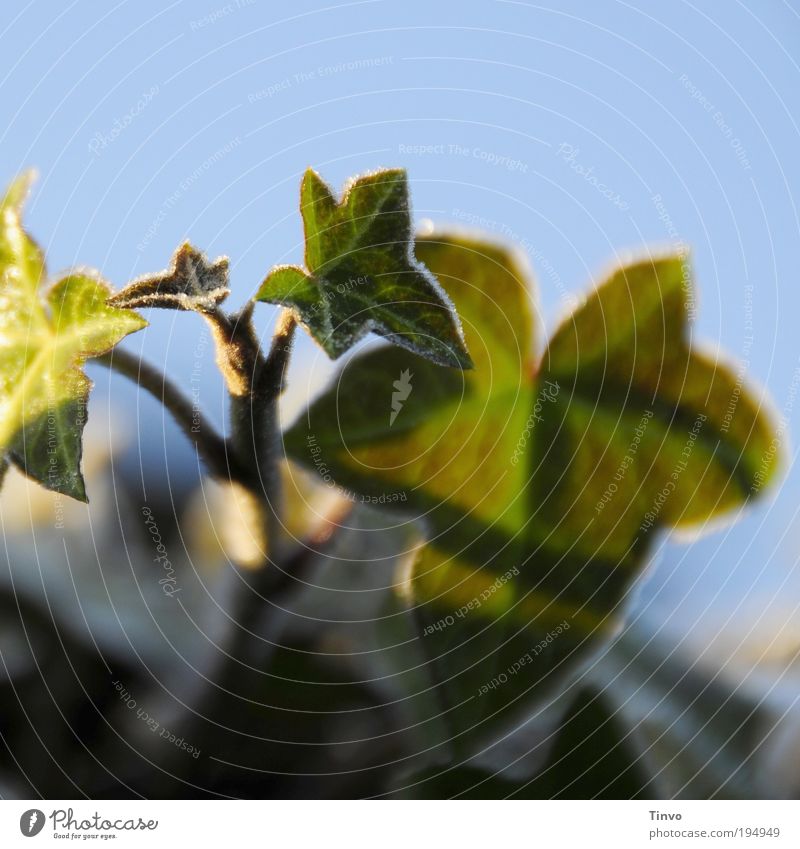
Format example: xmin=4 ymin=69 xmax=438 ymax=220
xmin=530 ymin=253 xmax=778 ymax=558
xmin=0 ymin=172 xmax=146 ymax=500
xmin=107 ymin=242 xmax=230 ymax=312
xmin=284 ymin=232 xmax=782 ymax=750
xmin=256 ymin=168 xmax=471 ymax=369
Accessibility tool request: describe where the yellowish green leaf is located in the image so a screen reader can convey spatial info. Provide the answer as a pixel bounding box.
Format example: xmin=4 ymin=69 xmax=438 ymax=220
xmin=0 ymin=174 xmax=146 ymax=500
xmin=285 ymin=232 xmax=782 ymax=748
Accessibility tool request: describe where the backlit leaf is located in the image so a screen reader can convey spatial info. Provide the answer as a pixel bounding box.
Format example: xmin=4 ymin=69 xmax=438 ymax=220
xmin=0 ymin=174 xmax=146 ymax=500
xmin=285 ymin=232 xmax=782 ymax=750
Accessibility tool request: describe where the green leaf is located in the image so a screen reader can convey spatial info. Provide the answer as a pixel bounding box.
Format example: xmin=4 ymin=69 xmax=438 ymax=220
xmin=256 ymin=168 xmax=471 ymax=369
xmin=284 ymin=232 xmax=782 ymax=750
xmin=531 ymin=252 xmax=780 ymax=559
xmin=107 ymin=241 xmax=230 ymax=312
xmin=0 ymin=173 xmax=146 ymax=500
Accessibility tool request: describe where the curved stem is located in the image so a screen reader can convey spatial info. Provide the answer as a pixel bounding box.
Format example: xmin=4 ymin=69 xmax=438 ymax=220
xmin=95 ymin=346 xmax=239 ymax=482
xmin=254 ymin=310 xmax=297 ymax=539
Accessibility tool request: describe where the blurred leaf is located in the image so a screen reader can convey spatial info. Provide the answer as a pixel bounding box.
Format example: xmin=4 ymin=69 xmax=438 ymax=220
xmin=532 ymin=253 xmax=779 ymax=559
xmin=0 ymin=586 xmax=145 ymax=797
xmin=589 ymin=624 xmax=774 ymax=799
xmin=285 ymin=232 xmax=782 ymax=751
xmin=0 ymin=172 xmax=146 ymax=500
xmin=525 ymin=685 xmax=653 ymax=798
xmin=400 ymin=685 xmax=653 ymax=798
xmin=256 ymin=168 xmax=471 ymax=368
xmin=107 ymin=241 xmax=229 ymax=312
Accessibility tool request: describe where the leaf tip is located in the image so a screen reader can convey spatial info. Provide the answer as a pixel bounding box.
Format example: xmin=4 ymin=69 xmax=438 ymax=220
xmin=374 ymin=166 xmax=407 ymax=182
xmin=453 ymin=345 xmax=474 ymax=370
xmin=254 ymin=264 xmax=311 ymax=303
xmin=430 ymin=340 xmax=474 ymax=370
xmin=72 ymin=480 xmax=89 ymax=504
xmin=1 ymin=168 xmax=38 ymax=215
xmin=301 ymin=166 xmax=328 ymax=194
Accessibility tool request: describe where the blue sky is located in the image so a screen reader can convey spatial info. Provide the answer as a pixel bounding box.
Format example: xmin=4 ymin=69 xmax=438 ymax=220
xmin=4 ymin=0 xmax=800 ymax=674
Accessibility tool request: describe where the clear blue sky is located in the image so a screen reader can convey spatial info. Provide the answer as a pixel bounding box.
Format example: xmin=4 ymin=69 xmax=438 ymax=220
xmin=4 ymin=0 xmax=800 ymax=669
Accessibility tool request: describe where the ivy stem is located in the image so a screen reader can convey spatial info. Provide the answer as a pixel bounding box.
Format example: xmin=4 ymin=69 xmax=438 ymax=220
xmin=214 ymin=309 xmax=299 ymax=683
xmin=256 ymin=309 xmax=297 ymax=533
xmin=203 ymin=306 xmax=296 ymax=548
xmin=162 ymin=309 xmax=306 ymax=764
xmin=100 ymin=309 xmax=315 ymax=781
xmin=261 ymin=309 xmax=297 ymax=400
xmin=95 ymin=347 xmax=238 ymax=482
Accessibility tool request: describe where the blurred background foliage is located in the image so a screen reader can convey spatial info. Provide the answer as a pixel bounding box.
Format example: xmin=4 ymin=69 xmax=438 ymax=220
xmin=2 ymin=0 xmax=800 ymax=800
xmin=0 ymin=424 xmax=795 ymax=798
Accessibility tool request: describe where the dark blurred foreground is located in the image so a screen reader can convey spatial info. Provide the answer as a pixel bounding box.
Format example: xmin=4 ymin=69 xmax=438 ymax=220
xmin=0 ymin=430 xmax=798 ymax=800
